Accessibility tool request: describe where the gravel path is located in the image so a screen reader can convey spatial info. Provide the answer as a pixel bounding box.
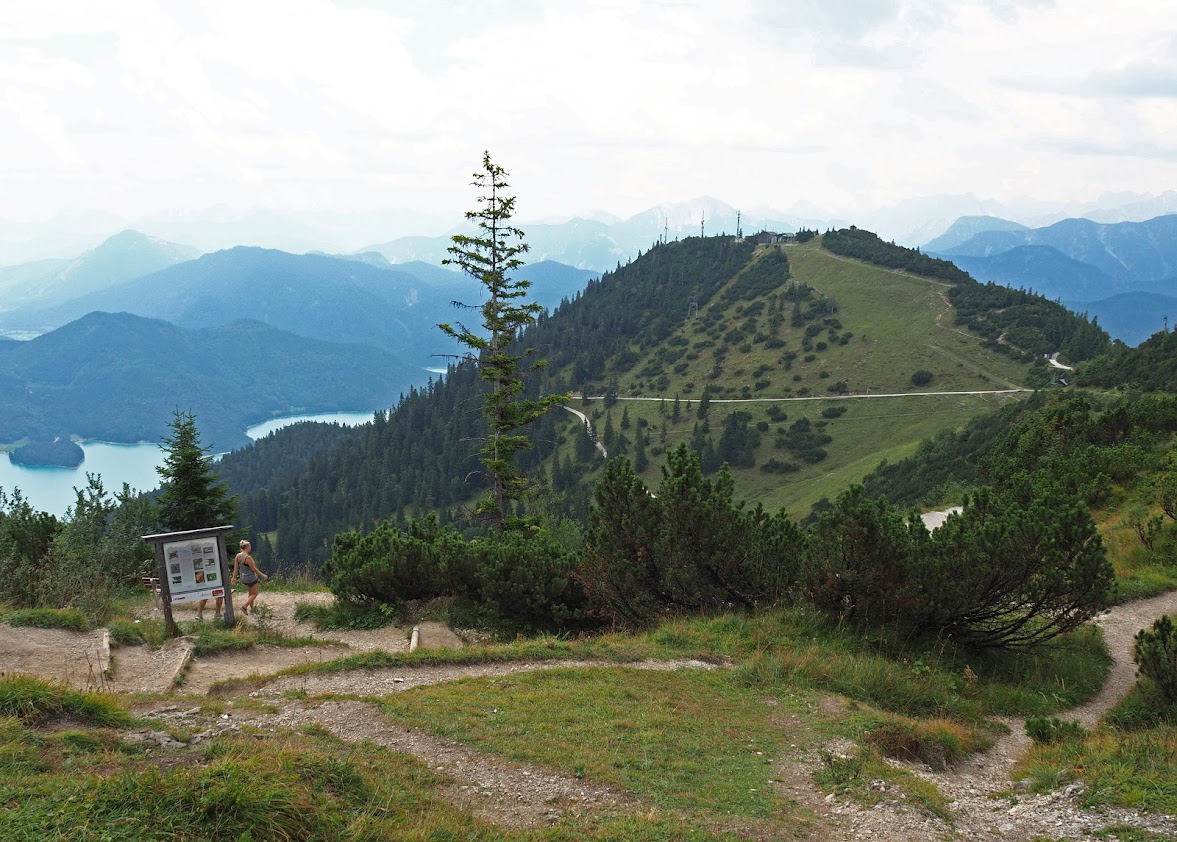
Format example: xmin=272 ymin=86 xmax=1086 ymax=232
xmin=792 ymin=590 xmax=1177 ymax=841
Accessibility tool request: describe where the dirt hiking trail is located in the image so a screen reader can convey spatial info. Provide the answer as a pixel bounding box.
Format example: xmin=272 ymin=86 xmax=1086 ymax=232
xmin=786 ymin=589 xmax=1177 ymax=841
xmin=4 ymin=590 xmax=1177 ymax=837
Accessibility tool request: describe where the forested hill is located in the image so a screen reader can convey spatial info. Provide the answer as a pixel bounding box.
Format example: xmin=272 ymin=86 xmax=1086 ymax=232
xmin=229 ymin=236 xmax=756 ymax=562
xmin=0 ymin=312 xmax=416 ymax=449
xmin=859 ymin=389 xmax=1177 ymax=513
xmin=822 ymin=226 xmax=1111 ymax=364
xmin=1076 ymin=328 xmax=1177 ymax=392
xmin=527 ymin=237 xmax=756 ymax=388
xmin=224 ymin=229 xmax=1092 ymax=566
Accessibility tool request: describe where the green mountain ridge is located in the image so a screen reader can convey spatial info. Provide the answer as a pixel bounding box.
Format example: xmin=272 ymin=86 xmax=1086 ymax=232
xmin=220 ymin=230 xmax=1107 ymax=566
xmin=922 ymin=214 xmax=1177 ymax=346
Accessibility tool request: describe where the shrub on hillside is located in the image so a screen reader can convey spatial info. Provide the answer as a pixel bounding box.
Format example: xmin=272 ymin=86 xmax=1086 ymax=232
xmin=322 ymin=514 xmax=474 ymax=606
xmin=581 ymin=446 xmax=802 ymax=627
xmin=0 ymin=478 xmax=154 ymax=622
xmin=323 ymin=515 xmax=588 ymax=634
xmin=910 ymin=485 xmax=1113 ymax=649
xmin=470 ymin=526 xmax=589 ymax=634
xmin=1135 ymin=615 xmax=1177 ymax=703
xmin=803 ymin=484 xmax=1113 ymax=649
xmin=802 ymin=487 xmax=926 ymax=627
xmin=0 ymin=490 xmax=59 ymax=609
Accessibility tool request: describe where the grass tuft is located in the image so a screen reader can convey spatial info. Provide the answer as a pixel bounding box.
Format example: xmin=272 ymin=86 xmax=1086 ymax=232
xmin=294 ymin=599 xmax=397 ymax=630
xmin=814 ymin=746 xmax=954 ymax=822
xmin=2 ymin=608 xmax=90 ymax=632
xmin=862 ymin=714 xmax=993 ymax=769
xmin=0 ymin=674 xmax=129 ymax=727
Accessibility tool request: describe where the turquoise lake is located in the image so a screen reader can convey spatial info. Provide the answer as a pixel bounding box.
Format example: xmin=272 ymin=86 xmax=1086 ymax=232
xmin=1 ymin=411 xmax=377 ymax=517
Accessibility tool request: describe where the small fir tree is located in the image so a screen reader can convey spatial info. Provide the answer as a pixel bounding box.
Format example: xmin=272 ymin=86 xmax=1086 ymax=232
xmin=440 ymin=152 xmax=567 ymax=527
xmin=156 ymin=410 xmax=238 ymax=531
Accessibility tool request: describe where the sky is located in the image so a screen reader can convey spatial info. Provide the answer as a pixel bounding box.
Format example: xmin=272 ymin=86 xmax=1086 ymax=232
xmin=2 ymin=0 xmax=1176 ymax=230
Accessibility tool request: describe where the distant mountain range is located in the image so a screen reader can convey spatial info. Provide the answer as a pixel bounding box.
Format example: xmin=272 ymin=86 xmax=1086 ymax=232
xmin=0 ymin=230 xmax=198 ymax=312
xmin=0 ymin=240 xmax=598 ymax=370
xmin=926 ymin=214 xmax=1177 ymax=345
xmin=0 ymin=311 xmax=416 ymax=449
xmin=362 ymin=197 xmax=813 ymax=272
xmin=6 ymin=190 xmax=1177 ymax=266
xmin=1063 ymin=292 xmax=1177 ymax=347
xmin=0 ymin=231 xmax=599 ymax=447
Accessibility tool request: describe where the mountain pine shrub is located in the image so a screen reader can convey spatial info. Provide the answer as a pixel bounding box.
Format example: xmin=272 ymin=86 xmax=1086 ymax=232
xmin=802 ymin=486 xmax=926 ymax=627
xmin=581 ymin=445 xmax=801 ymax=627
xmin=469 ymin=526 xmax=588 ymax=634
xmin=1134 ymin=615 xmax=1177 ymax=703
xmin=322 ymin=515 xmax=473 ymax=606
xmin=801 ymin=483 xmax=1112 ymax=649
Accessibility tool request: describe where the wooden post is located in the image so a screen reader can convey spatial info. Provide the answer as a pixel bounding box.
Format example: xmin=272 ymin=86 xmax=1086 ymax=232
xmin=153 ymin=541 xmax=179 ymax=638
xmin=218 ymin=533 xmax=236 ymax=627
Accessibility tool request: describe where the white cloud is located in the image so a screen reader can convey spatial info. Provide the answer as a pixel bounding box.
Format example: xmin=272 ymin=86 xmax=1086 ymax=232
xmin=0 ymin=0 xmax=1174 ymax=230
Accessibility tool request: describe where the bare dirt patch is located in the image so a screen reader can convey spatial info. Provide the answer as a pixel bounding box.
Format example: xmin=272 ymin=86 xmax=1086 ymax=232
xmin=144 ymin=591 xmax=414 ymax=652
xmin=142 ymin=591 xmax=415 ymax=694
xmin=0 ymin=624 xmax=110 ymax=689
xmin=249 ymin=657 xmax=719 ymax=698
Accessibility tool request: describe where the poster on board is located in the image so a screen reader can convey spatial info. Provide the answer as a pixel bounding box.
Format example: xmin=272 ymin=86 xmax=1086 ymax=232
xmin=163 ymin=539 xmax=225 ymax=604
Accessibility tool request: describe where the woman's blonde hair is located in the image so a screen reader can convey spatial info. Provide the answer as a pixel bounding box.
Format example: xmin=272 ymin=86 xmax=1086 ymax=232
xmin=240 ymin=540 xmax=251 ymax=549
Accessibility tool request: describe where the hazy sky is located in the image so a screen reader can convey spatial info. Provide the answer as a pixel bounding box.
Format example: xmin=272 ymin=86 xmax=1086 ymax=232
xmin=3 ymin=0 xmax=1175 ymax=225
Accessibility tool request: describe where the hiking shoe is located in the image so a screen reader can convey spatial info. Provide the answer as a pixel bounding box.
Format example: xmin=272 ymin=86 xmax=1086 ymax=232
xmin=241 ymin=606 xmax=249 ymax=615
xmin=214 ymin=613 xmax=223 ymax=620
xmin=195 ymin=614 xmax=204 ymax=621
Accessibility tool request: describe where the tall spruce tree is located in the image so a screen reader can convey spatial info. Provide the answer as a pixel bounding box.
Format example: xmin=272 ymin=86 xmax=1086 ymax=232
xmin=156 ymin=410 xmax=238 ymax=531
xmin=440 ymin=151 xmax=566 ymax=527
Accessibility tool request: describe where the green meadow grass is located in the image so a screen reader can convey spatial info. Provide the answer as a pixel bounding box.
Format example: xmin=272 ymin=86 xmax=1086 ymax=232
xmin=597 ymin=391 xmax=1025 ymax=516
xmin=545 ymin=240 xmax=1035 ymax=517
xmin=1095 ymin=503 xmax=1177 ymax=603
xmin=379 ymin=666 xmax=795 ymax=824
xmin=0 ymin=690 xmax=748 ymax=841
xmin=0 ymin=674 xmax=129 ymax=727
xmin=1016 ymin=682 xmax=1177 ymax=815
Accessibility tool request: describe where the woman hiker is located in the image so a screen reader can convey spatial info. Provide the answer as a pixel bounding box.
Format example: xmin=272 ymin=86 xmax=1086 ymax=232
xmin=231 ymin=539 xmax=269 ymax=614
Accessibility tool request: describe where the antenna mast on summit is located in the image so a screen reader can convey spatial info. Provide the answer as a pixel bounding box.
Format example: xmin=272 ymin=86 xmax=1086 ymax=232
xmin=700 ymin=211 xmax=705 ymax=239
xmin=736 ymin=210 xmax=742 ymax=239
xmin=664 ymin=212 xmax=669 ymax=245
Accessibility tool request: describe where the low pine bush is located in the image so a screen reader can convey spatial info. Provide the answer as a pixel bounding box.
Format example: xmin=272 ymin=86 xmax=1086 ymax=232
xmin=322 ymin=514 xmax=474 ymax=606
xmin=1025 ymin=716 xmax=1086 ymax=744
xmin=469 ymin=526 xmax=588 ymax=635
xmin=1134 ymin=614 xmax=1177 ymax=702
